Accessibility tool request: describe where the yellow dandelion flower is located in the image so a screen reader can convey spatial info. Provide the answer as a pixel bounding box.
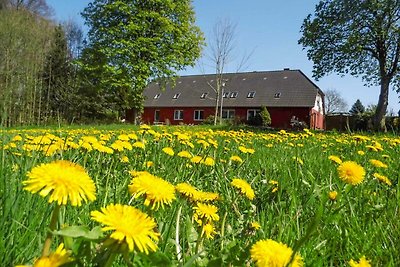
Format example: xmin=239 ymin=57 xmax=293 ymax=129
xmin=337 ymin=161 xmax=365 ymax=185
xmin=91 ymin=204 xmax=159 ymax=254
xmin=230 ymin=155 xmax=243 ymax=164
xmin=328 ymin=191 xmax=338 ymax=201
xmin=23 ymin=160 xmax=96 ymax=206
xmin=251 ymin=221 xmax=261 ymax=230
xmin=328 ymin=155 xmax=342 ymax=164
xmin=145 ymin=161 xmax=154 ymax=168
xmin=357 ymin=150 xmax=365 ymax=156
xmin=365 ymin=145 xmax=378 ymax=152
xmin=16 ymin=243 xmax=73 ymax=267
xmin=203 ymin=157 xmax=215 ymax=166
xmin=162 ymin=147 xmax=174 ymax=156
xmin=292 ymin=156 xmax=304 ymax=165
xmin=201 ymin=223 xmax=217 ymax=239
xmin=12 ymin=135 xmax=23 ymax=142
xmin=177 ymin=150 xmax=192 ymax=159
xmin=133 ymin=141 xmax=145 ymax=149
xmin=250 ymin=239 xmax=303 ymax=267
xmin=176 ymin=183 xmax=198 ymax=199
xmin=128 ymin=171 xmax=175 ymax=210
xmin=193 ymin=203 xmax=219 ymax=223
xmin=194 ymin=191 xmax=219 ymax=202
xmin=239 ymin=146 xmax=255 ymax=154
xmin=373 ymin=173 xmax=392 ymax=186
xmin=190 ymin=156 xmax=202 ymax=164
xmin=369 ymin=159 xmax=388 ymax=168
xmin=117 ymin=134 xmax=129 ymax=141
xmin=269 ymin=180 xmax=279 ymax=185
xmin=349 ymin=256 xmax=371 ymax=267
xmin=120 ymin=156 xmax=129 ymax=163
xmin=231 ymin=178 xmax=255 ymax=200
xmin=140 ymin=124 xmax=151 ymax=130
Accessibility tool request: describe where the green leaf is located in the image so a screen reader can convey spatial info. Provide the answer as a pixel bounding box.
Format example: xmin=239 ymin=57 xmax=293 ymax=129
xmin=148 ymin=251 xmax=172 ymax=266
xmin=53 ymin=225 xmax=103 ymax=240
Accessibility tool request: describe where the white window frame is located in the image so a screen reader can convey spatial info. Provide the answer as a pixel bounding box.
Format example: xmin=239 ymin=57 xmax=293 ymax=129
xmin=247 ymin=109 xmax=260 ymax=120
xmin=222 ymin=91 xmax=230 ymax=98
xmin=247 ymin=91 xmax=256 ymax=98
xmin=174 ymin=110 xmax=183 ymax=120
xmin=200 ymin=92 xmax=208 ymax=99
xmin=154 ymin=110 xmax=160 ymax=122
xmin=222 ymin=109 xmax=235 ymax=119
xmin=154 ymin=94 xmax=161 ymax=99
xmin=274 ymin=92 xmax=281 ymax=99
xmin=194 ymin=110 xmax=204 ymax=121
xmin=230 ymin=92 xmax=238 ymax=98
xmin=172 ymin=93 xmax=181 ymax=99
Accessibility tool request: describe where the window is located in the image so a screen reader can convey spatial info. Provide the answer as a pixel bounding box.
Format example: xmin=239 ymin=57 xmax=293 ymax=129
xmin=154 ymin=110 xmax=160 ymax=122
xmin=222 ymin=91 xmax=230 ymax=98
xmin=154 ymin=94 xmax=161 ymax=99
xmin=247 ymin=91 xmax=256 ymax=98
xmin=172 ymin=93 xmax=181 ymax=99
xmin=230 ymin=92 xmax=238 ymax=98
xmin=194 ymin=110 xmax=204 ymax=121
xmin=221 ymin=109 xmax=235 ymax=119
xmin=247 ymin=109 xmax=260 ymax=120
xmin=200 ymin=92 xmax=208 ymax=99
xmin=174 ymin=110 xmax=183 ymax=120
xmin=274 ymin=93 xmax=281 ymax=99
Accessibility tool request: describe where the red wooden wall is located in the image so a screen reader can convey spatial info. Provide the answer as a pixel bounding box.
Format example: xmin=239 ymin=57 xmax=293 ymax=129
xmin=138 ymin=106 xmax=324 ymax=129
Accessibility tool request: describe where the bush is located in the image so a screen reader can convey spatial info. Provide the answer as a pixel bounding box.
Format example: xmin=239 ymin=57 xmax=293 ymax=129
xmin=260 ymin=106 xmax=271 ymax=126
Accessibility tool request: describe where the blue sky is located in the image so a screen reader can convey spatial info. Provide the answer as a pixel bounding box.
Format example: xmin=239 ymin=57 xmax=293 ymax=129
xmin=47 ymin=0 xmax=400 ymax=113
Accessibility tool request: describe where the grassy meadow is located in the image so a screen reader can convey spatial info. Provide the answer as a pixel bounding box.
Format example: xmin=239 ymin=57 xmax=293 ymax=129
xmin=1 ymin=125 xmax=399 ymax=266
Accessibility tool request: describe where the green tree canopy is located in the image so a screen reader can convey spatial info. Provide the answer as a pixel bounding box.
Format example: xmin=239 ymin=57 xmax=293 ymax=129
xmin=80 ymin=0 xmax=204 ymax=118
xmin=349 ymin=99 xmax=366 ymax=115
xmin=299 ymin=0 xmax=400 ymax=131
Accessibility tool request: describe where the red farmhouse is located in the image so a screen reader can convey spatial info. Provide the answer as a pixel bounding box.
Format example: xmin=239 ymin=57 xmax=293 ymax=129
xmin=139 ymin=69 xmax=324 ymax=129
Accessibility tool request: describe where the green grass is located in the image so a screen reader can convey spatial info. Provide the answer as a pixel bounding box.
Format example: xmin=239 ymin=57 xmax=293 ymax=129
xmin=1 ymin=126 xmax=400 ymax=266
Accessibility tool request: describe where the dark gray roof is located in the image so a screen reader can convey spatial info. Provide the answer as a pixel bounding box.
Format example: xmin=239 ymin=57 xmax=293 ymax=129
xmin=144 ymin=69 xmax=323 ymax=108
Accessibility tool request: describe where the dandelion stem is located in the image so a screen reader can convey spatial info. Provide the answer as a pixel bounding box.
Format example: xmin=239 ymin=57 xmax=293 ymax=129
xmin=41 ymin=204 xmax=60 ymax=257
xmin=175 ymin=206 xmax=183 ymax=262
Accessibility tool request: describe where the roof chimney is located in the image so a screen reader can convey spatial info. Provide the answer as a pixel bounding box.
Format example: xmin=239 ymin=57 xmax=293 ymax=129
xmin=283 ymin=68 xmax=290 ymax=71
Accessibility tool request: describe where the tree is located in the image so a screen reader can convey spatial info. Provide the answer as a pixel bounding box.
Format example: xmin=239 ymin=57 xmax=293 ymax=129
xmin=202 ymin=18 xmax=253 ymax=125
xmin=324 ymin=88 xmax=348 ymax=114
xmin=42 ymin=24 xmax=75 ymax=122
xmin=259 ymin=106 xmax=271 ymax=127
xmin=80 ymin=0 xmax=204 ymax=121
xmin=63 ymin=19 xmax=84 ymax=59
xmin=299 ymin=0 xmax=400 ymax=131
xmin=349 ymin=99 xmax=366 ymax=115
xmin=2 ymin=0 xmax=52 ymax=17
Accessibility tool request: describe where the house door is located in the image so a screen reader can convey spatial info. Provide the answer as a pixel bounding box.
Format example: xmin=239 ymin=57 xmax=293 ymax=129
xmin=154 ymin=110 xmax=160 ymax=122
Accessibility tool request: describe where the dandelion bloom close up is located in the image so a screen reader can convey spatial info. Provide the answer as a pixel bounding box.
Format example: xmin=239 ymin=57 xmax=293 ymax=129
xmin=349 ymin=256 xmax=371 ymax=267
xmin=328 ymin=155 xmax=342 ymax=164
xmin=250 ymin=239 xmax=303 ymax=267
xmin=91 ymin=204 xmax=160 ymax=254
xmin=23 ymin=160 xmax=96 ymax=206
xmin=337 ymin=161 xmax=365 ymax=185
xmin=128 ymin=171 xmax=176 ymax=210
xmin=231 ymin=178 xmax=255 ymax=200
xmin=201 ymin=223 xmax=217 ymax=239
xmin=369 ymin=159 xmax=388 ymax=168
xmin=373 ymin=173 xmax=392 ymax=186
xmin=193 ymin=203 xmax=219 ymax=223
xmin=162 ymin=147 xmax=175 ymax=156
xmin=328 ymin=191 xmax=338 ymax=201
xmin=17 ymin=243 xmax=72 ymax=267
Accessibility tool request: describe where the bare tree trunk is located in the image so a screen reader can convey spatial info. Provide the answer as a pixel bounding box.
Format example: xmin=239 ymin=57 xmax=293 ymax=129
xmin=374 ymin=77 xmax=389 ymax=132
